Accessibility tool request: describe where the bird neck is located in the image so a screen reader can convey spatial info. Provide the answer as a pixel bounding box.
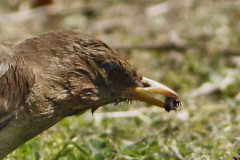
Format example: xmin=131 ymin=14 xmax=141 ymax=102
xmin=0 ymin=96 xmax=88 ymax=159
xmin=0 ymin=85 xmax=87 ymax=159
xmin=0 ymin=109 xmax=63 ymax=159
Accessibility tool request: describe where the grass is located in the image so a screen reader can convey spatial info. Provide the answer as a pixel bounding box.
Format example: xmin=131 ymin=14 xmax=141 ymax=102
xmin=8 ymin=103 xmax=240 ymax=160
xmin=2 ymin=0 xmax=240 ymax=159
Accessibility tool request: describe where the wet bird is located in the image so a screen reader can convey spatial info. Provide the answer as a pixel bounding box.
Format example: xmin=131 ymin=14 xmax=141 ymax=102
xmin=0 ymin=30 xmax=180 ymax=158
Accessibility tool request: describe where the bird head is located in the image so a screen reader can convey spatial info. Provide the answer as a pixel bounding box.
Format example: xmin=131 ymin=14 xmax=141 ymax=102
xmin=17 ymin=30 xmax=180 ymax=114
xmin=49 ymin=31 xmax=181 ymax=113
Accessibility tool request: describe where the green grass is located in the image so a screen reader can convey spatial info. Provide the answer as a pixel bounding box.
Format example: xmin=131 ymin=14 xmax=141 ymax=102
xmin=2 ymin=0 xmax=240 ymax=159
xmin=8 ymin=101 xmax=240 ymax=160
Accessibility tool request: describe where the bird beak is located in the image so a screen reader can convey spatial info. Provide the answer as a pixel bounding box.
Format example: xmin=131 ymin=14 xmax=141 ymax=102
xmin=129 ymin=77 xmax=180 ymax=109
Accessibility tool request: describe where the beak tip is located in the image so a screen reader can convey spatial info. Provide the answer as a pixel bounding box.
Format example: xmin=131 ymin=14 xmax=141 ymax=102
xmin=130 ymin=77 xmax=181 ymax=111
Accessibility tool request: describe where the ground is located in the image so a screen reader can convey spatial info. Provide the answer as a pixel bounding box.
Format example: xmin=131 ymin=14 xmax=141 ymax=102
xmin=1 ymin=0 xmax=240 ymax=159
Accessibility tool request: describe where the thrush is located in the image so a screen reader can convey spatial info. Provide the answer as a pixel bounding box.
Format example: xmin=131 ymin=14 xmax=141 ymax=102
xmin=0 ymin=30 xmax=180 ymax=158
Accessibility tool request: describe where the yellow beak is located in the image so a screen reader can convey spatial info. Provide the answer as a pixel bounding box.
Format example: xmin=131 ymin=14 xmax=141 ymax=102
xmin=129 ymin=77 xmax=180 ymax=110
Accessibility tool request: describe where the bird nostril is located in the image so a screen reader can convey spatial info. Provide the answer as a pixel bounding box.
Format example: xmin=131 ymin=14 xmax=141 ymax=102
xmin=142 ymin=82 xmax=151 ymax=88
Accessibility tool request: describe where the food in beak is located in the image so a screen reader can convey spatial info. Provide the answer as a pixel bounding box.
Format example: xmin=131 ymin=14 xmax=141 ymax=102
xmin=130 ymin=77 xmax=181 ymax=112
xmin=164 ymin=97 xmax=181 ymax=112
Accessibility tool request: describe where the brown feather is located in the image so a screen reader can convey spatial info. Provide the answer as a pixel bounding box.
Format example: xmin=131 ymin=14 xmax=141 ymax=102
xmin=0 ymin=30 xmax=142 ymax=158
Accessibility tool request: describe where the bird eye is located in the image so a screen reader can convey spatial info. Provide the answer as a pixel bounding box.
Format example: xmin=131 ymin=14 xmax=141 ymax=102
xmin=98 ymin=63 xmax=114 ymax=77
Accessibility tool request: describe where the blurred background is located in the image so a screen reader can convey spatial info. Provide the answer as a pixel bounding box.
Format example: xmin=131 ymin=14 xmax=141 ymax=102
xmin=1 ymin=0 xmax=240 ymax=159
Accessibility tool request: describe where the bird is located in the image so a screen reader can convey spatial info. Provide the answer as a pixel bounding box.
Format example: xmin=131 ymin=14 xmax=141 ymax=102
xmin=0 ymin=30 xmax=180 ymax=159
